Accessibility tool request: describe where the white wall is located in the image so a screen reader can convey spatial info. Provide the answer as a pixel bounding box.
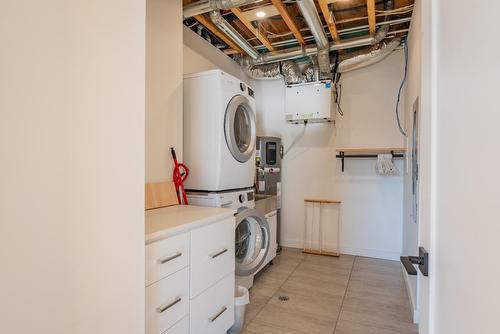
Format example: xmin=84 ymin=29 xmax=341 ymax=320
xmin=183 ymin=26 xmax=248 ymax=81
xmin=402 ymin=0 xmax=422 ymax=320
xmin=146 ymin=0 xmax=183 ymax=182
xmin=254 ymin=51 xmax=406 ymax=260
xmin=430 ymin=0 xmax=500 ymax=333
xmin=0 ymin=1 xmax=144 ymax=333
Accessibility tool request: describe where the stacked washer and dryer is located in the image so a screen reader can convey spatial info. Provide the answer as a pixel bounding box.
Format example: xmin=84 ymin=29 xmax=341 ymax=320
xmin=183 ymin=70 xmax=275 ymax=289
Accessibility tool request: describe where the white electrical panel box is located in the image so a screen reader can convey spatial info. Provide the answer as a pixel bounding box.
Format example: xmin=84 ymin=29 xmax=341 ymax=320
xmin=285 ymin=80 xmax=332 ymax=124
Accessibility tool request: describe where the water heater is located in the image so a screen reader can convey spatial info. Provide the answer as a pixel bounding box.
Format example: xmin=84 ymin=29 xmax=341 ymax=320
xmin=285 ymin=80 xmax=333 ymax=124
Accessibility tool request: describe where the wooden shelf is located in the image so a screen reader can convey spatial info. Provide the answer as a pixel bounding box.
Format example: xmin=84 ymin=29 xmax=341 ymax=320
xmin=304 ymin=198 xmax=341 ymax=204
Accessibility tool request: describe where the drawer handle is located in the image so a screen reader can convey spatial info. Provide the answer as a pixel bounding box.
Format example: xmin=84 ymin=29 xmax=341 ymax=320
xmin=156 ymin=297 xmax=181 ymax=314
xmin=210 ymin=248 xmax=228 ymax=259
xmin=209 ymin=306 xmax=227 ymax=322
xmin=157 ymin=252 xmax=182 ymax=264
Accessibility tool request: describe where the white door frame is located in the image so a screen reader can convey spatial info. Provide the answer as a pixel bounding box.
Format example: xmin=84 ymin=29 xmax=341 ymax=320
xmin=416 ymin=0 xmax=438 ymax=333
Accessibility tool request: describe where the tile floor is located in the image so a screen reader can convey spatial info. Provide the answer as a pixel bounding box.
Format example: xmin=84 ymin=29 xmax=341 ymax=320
xmin=241 ymin=248 xmax=418 ymax=334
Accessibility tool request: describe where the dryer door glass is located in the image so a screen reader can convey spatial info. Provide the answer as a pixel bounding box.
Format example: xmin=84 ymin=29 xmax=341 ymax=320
xmin=234 ymin=209 xmax=269 ymax=277
xmin=234 ymin=105 xmax=251 ymax=153
xmin=225 ymin=95 xmax=256 ymax=163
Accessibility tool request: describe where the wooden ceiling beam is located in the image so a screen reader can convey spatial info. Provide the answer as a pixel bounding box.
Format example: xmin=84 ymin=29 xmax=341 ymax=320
xmin=271 ymin=0 xmax=306 ymax=45
xmin=193 ymin=14 xmax=245 ymax=54
xmin=317 ymin=0 xmax=339 ymax=42
xmin=367 ymin=0 xmax=376 ymax=34
xmin=231 ymin=7 xmax=275 ymax=52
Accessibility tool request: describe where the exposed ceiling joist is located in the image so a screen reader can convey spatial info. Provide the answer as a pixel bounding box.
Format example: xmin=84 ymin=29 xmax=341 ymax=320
xmin=367 ymin=0 xmax=376 ymax=34
xmin=317 ymin=0 xmax=339 ymax=42
xmin=193 ymin=14 xmax=245 ymax=54
xmin=271 ymin=0 xmax=306 ymax=45
xmin=231 ymin=7 xmax=276 ymax=52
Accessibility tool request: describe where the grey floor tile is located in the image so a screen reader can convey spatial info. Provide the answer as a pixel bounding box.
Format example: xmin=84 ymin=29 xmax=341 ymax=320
xmin=282 ymin=274 xmax=348 ymax=298
xmin=244 ymin=320 xmax=309 ymax=334
xmin=335 ymin=319 xmax=415 ymax=334
xmin=255 ymin=303 xmax=336 ymax=334
xmin=243 ymin=248 xmax=416 ymax=334
xmin=268 ymin=286 xmax=343 ymax=321
xmin=347 ymin=276 xmax=407 ymax=299
xmin=245 ymin=293 xmax=269 ymax=323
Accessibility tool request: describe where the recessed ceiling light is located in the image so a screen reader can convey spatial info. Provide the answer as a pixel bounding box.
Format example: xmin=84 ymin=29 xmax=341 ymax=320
xmin=255 ymin=11 xmax=267 ymax=18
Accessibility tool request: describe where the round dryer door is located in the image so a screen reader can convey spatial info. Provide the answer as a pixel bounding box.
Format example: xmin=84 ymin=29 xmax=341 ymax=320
xmin=224 ymin=95 xmax=256 ymax=163
xmin=235 ymin=208 xmax=270 ymax=277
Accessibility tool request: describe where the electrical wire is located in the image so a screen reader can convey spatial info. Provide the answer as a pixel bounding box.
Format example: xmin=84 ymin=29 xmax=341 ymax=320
xmin=395 ymin=40 xmax=408 ymax=137
xmin=336 ymin=81 xmax=344 ymax=116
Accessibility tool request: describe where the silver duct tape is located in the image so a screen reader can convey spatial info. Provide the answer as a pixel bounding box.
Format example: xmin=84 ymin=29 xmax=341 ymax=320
xmin=281 ymin=61 xmax=302 ymax=84
xmin=338 ymin=38 xmax=401 ymax=73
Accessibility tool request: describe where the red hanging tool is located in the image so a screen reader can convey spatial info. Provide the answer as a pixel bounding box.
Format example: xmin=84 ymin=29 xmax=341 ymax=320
xmin=171 ymin=147 xmax=189 ymax=205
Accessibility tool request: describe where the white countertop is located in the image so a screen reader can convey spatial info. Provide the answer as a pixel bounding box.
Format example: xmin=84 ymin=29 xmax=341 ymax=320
xmin=145 ymin=205 xmax=235 ymax=244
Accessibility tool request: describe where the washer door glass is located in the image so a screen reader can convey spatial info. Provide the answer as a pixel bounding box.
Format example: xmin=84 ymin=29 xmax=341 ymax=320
xmin=235 ymin=209 xmax=269 ymax=277
xmin=225 ymin=95 xmax=256 ymax=163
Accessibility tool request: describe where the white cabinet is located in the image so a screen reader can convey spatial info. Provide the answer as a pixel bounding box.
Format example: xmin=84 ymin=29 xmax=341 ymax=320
xmin=146 ymin=267 xmax=189 ymax=334
xmin=146 ymin=232 xmax=190 ymax=286
xmin=265 ymin=211 xmax=277 ymax=262
xmin=146 ymin=212 xmax=235 ymax=334
xmin=164 ymin=317 xmax=189 ymax=334
xmin=190 ymin=217 xmax=235 ymax=298
xmin=190 ymin=274 xmax=234 ymax=334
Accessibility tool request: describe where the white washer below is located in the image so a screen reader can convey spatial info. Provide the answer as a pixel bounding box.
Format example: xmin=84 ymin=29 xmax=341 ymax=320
xmin=187 ymin=188 xmax=270 ymax=289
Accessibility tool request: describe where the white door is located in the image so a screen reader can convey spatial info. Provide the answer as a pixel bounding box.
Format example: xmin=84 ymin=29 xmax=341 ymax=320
xmin=419 ymin=1 xmax=500 ymax=334
xmin=224 ymin=95 xmax=256 ymax=163
xmin=416 ymin=1 xmax=435 ymax=332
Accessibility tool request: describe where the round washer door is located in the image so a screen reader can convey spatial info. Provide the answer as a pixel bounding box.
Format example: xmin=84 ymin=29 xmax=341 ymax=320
xmin=224 ymin=95 xmax=256 ymax=163
xmin=235 ymin=208 xmax=270 ymax=276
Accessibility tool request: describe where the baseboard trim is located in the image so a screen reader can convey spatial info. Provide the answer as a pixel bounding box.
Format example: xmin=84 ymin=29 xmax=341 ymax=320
xmin=280 ymin=239 xmax=400 ymax=261
xmin=401 ymin=262 xmax=419 ymax=323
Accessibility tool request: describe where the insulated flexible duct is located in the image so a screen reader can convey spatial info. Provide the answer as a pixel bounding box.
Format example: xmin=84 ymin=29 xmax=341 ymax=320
xmin=338 ymin=38 xmax=401 ymax=73
xmin=245 ymin=61 xmax=302 ymax=85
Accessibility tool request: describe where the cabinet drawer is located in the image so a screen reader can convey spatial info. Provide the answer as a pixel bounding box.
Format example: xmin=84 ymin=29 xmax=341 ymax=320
xmin=190 ymin=274 xmax=234 ymax=334
xmin=163 ymin=316 xmax=188 ymax=334
xmin=146 ymin=232 xmax=189 ymax=286
xmin=190 ymin=217 xmax=235 ymax=297
xmin=146 ymin=267 xmax=189 ymax=334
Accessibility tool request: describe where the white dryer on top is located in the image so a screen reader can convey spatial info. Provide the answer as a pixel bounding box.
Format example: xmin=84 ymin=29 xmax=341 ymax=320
xmin=183 ymin=70 xmax=257 ymax=192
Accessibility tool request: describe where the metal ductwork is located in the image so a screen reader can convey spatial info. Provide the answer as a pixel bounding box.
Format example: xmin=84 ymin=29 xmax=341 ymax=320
xmin=184 ymin=0 xmax=262 ymax=18
xmin=296 ymin=0 xmax=330 ymax=79
xmin=209 ymin=10 xmax=260 ymax=60
xmin=241 ymin=30 xmax=388 ymax=67
xmin=240 ymin=0 xmax=394 ymax=68
xmin=338 ymin=38 xmax=401 ymax=73
xmin=244 ymin=60 xmax=303 ymax=85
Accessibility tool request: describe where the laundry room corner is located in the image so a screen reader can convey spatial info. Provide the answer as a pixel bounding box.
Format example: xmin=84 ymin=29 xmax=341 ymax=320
xmin=252 ymin=50 xmax=406 ymax=260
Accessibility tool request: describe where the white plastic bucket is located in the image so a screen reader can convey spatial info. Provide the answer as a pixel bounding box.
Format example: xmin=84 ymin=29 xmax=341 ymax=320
xmin=227 ymin=285 xmax=250 ymax=334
